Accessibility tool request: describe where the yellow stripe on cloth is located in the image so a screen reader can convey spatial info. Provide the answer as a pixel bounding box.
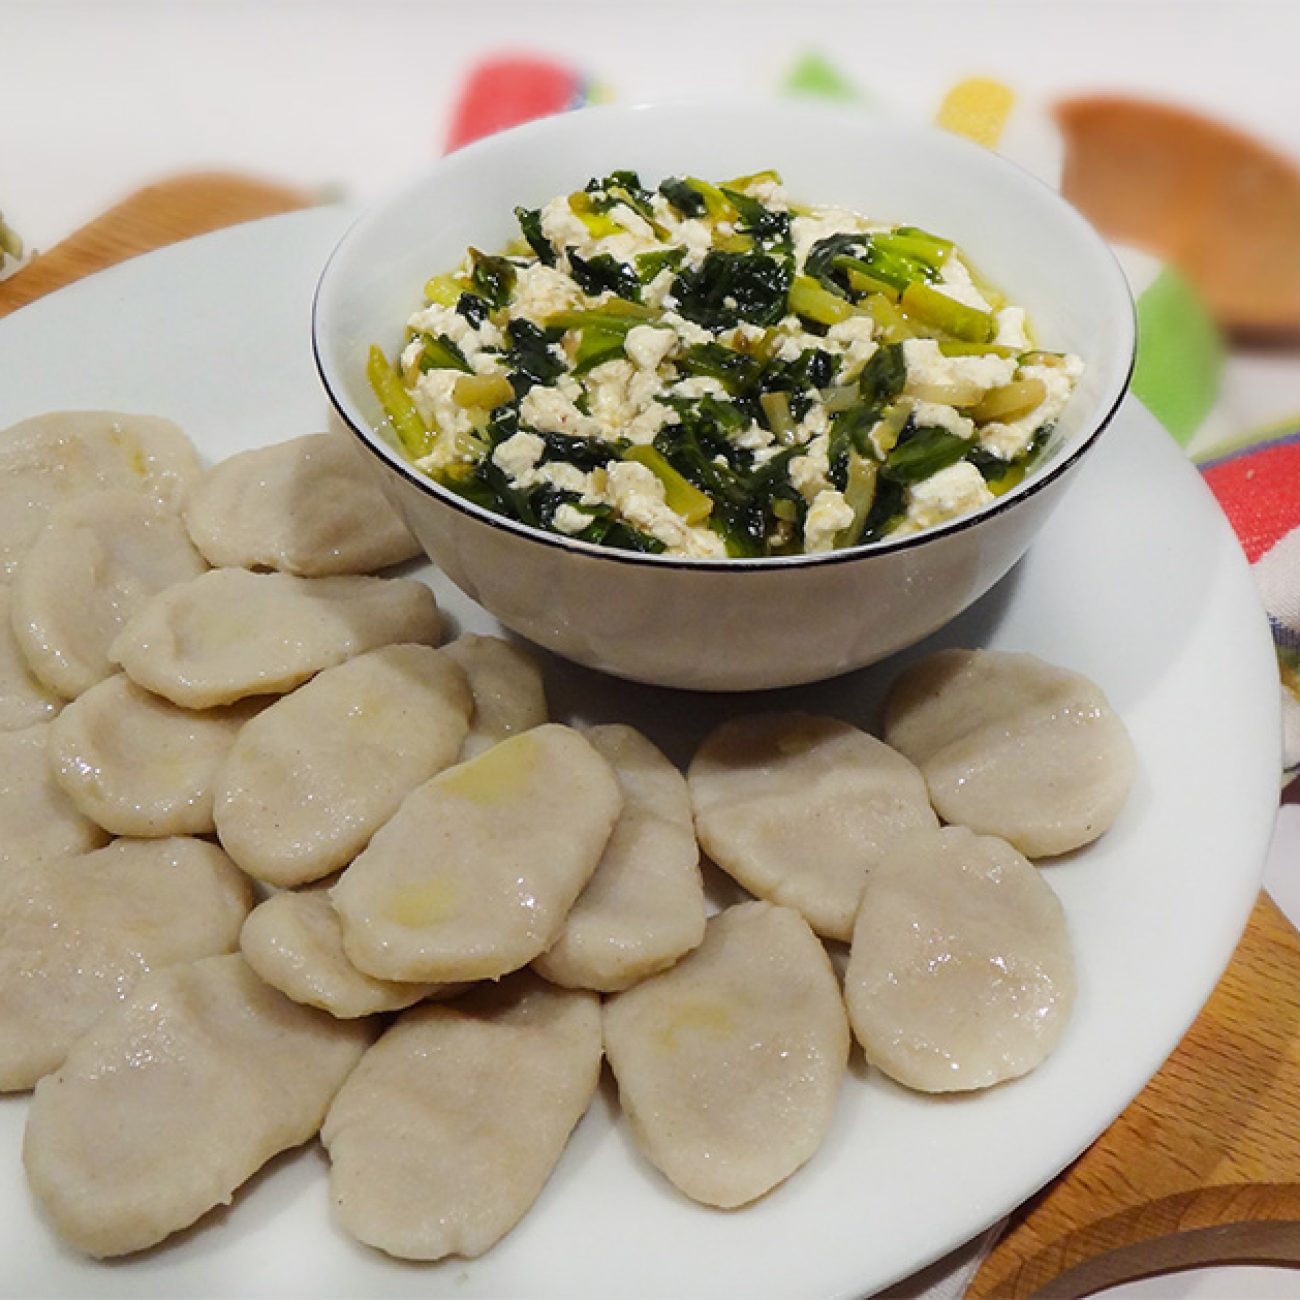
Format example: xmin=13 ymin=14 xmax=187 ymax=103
xmin=937 ymin=77 xmax=1016 ymax=148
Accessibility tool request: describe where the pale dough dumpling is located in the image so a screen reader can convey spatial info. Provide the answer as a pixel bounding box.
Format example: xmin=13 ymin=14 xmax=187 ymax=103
xmin=441 ymin=633 xmax=548 ymax=760
xmin=11 ymin=491 xmax=208 ymax=700
xmin=322 ymin=971 xmax=601 ymax=1261
xmin=883 ymin=648 xmax=1137 ymax=857
xmin=688 ymin=712 xmax=938 ymax=942
xmin=603 ymin=900 xmax=849 ymax=1209
xmin=844 ymin=825 xmax=1076 ymax=1092
xmin=240 ymin=887 xmax=455 ymax=1019
xmin=110 ymin=568 xmax=444 ymax=708
xmin=214 ymin=643 xmax=472 ymax=886
xmin=0 ymin=410 xmax=200 ymax=581
xmin=0 ymin=723 xmax=107 ymax=872
xmin=534 ymin=724 xmax=706 ymax=992
xmin=0 ymin=587 xmax=61 ymax=730
xmin=47 ymin=674 xmax=262 ymax=837
xmin=23 ymin=953 xmax=372 ymax=1258
xmin=332 ymin=724 xmax=621 ymax=983
xmin=0 ymin=837 xmax=253 ymax=1091
xmin=183 ymin=431 xmax=422 ymax=575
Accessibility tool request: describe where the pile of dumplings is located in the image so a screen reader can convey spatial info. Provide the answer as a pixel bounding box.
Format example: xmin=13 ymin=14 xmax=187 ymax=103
xmin=0 ymin=411 xmax=1137 ymax=1265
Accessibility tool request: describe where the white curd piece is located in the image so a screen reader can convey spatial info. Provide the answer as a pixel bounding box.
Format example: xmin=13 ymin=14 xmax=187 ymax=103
xmin=534 ymin=724 xmax=706 ymax=992
xmin=0 ymin=587 xmax=62 ymax=730
xmin=213 ymin=643 xmax=471 ymax=887
xmin=183 ymin=431 xmax=422 ymax=576
xmin=883 ymin=648 xmax=1136 ymax=857
xmin=331 ymin=724 xmax=622 ymax=983
xmin=688 ymin=713 xmax=938 ymax=941
xmin=321 ymin=972 xmax=602 ymax=1261
xmin=844 ymin=825 xmax=1076 ymax=1092
xmin=47 ymin=673 xmax=262 ymax=837
xmin=440 ymin=633 xmax=548 ymax=760
xmin=109 ymin=568 xmax=444 ymax=708
xmin=603 ymin=900 xmax=849 ymax=1208
xmin=0 ymin=410 xmax=200 ymax=582
xmin=0 ymin=838 xmax=252 ymax=1091
xmin=239 ymin=887 xmax=456 ymax=1019
xmin=0 ymin=723 xmax=108 ymax=872
xmin=22 ymin=953 xmax=372 ymax=1257
xmin=10 ymin=491 xmax=207 ymax=700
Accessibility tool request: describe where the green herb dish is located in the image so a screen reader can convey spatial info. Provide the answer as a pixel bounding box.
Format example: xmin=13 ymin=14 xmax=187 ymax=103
xmin=367 ymin=169 xmax=1084 ymax=561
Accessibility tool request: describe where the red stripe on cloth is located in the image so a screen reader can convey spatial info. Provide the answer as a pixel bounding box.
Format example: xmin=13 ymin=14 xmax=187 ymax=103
xmin=444 ymin=56 xmax=585 ymax=153
xmin=1200 ymin=435 xmax=1300 ymax=564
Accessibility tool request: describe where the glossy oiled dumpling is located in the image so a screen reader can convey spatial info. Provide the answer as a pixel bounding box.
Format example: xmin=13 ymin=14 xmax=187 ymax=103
xmin=534 ymin=724 xmax=706 ymax=993
xmin=10 ymin=491 xmax=207 ymax=700
xmin=239 ymin=887 xmax=455 ymax=1020
xmin=440 ymin=634 xmax=548 ymax=760
xmin=603 ymin=900 xmax=849 ymax=1209
xmin=844 ymin=825 xmax=1075 ymax=1092
xmin=110 ymin=568 xmax=444 ymax=708
xmin=183 ymin=431 xmax=422 ymax=575
xmin=0 ymin=837 xmax=253 ymax=1091
xmin=688 ymin=712 xmax=938 ymax=941
xmin=214 ymin=643 xmax=472 ymax=887
xmin=47 ymin=674 xmax=263 ymax=837
xmin=322 ymin=972 xmax=601 ymax=1261
xmin=0 ymin=410 xmax=200 ymax=581
xmin=331 ymin=724 xmax=622 ymax=983
xmin=883 ymin=648 xmax=1136 ymax=857
xmin=0 ymin=587 xmax=62 ymax=730
xmin=0 ymin=723 xmax=108 ymax=872
xmin=23 ymin=954 xmax=372 ymax=1258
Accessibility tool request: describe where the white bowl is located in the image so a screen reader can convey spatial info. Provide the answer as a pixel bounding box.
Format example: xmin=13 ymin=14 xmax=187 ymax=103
xmin=314 ymin=100 xmax=1135 ymax=691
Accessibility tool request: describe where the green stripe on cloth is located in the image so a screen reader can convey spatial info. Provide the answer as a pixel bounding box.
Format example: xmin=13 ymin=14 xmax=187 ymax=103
xmin=1131 ymin=265 xmax=1223 ymax=446
xmin=782 ymin=53 xmax=862 ymax=102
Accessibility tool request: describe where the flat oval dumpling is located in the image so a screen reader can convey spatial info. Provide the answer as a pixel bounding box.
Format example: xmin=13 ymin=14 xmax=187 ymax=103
xmin=0 ymin=837 xmax=253 ymax=1091
xmin=214 ymin=643 xmax=472 ymax=887
xmin=688 ymin=713 xmax=938 ymax=942
xmin=441 ymin=634 xmax=548 ymax=760
xmin=11 ymin=491 xmax=208 ymax=700
xmin=603 ymin=900 xmax=849 ymax=1209
xmin=534 ymin=724 xmax=706 ymax=993
xmin=110 ymin=568 xmax=444 ymax=708
xmin=23 ymin=953 xmax=372 ymax=1258
xmin=844 ymin=825 xmax=1076 ymax=1092
xmin=0 ymin=723 xmax=107 ymax=872
xmin=883 ymin=648 xmax=1137 ymax=857
xmin=183 ymin=431 xmax=422 ymax=575
xmin=47 ymin=674 xmax=262 ymax=837
xmin=240 ymin=887 xmax=456 ymax=1019
xmin=322 ymin=971 xmax=601 ymax=1261
xmin=332 ymin=724 xmax=622 ymax=983
xmin=0 ymin=587 xmax=62 ymax=730
xmin=0 ymin=411 xmax=200 ymax=581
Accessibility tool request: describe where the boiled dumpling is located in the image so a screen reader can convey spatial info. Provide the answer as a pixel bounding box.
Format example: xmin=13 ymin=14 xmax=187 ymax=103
xmin=331 ymin=724 xmax=621 ymax=983
xmin=0 ymin=587 xmax=61 ymax=730
xmin=47 ymin=674 xmax=262 ymax=837
xmin=688 ymin=712 xmax=938 ymax=941
xmin=10 ymin=490 xmax=207 ymax=700
xmin=183 ymin=431 xmax=422 ymax=575
xmin=0 ymin=410 xmax=200 ymax=581
xmin=23 ymin=953 xmax=371 ymax=1257
xmin=214 ymin=643 xmax=472 ymax=887
xmin=844 ymin=825 xmax=1076 ymax=1092
xmin=441 ymin=633 xmax=548 ymax=760
xmin=0 ymin=837 xmax=253 ymax=1091
xmin=883 ymin=648 xmax=1136 ymax=856
xmin=603 ymin=900 xmax=849 ymax=1208
xmin=534 ymin=724 xmax=706 ymax=992
xmin=110 ymin=568 xmax=443 ymax=708
xmin=322 ymin=971 xmax=601 ymax=1261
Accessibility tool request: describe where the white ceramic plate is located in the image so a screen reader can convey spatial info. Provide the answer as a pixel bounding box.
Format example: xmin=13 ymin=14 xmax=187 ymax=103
xmin=0 ymin=209 xmax=1281 ymax=1300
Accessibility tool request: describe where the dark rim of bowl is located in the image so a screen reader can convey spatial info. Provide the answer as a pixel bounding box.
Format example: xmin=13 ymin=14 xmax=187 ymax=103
xmin=312 ymin=112 xmax=1138 ymax=573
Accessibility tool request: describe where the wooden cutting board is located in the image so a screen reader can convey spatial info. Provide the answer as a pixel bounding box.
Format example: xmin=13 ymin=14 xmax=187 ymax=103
xmin=3 ymin=173 xmax=1298 ymax=1299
